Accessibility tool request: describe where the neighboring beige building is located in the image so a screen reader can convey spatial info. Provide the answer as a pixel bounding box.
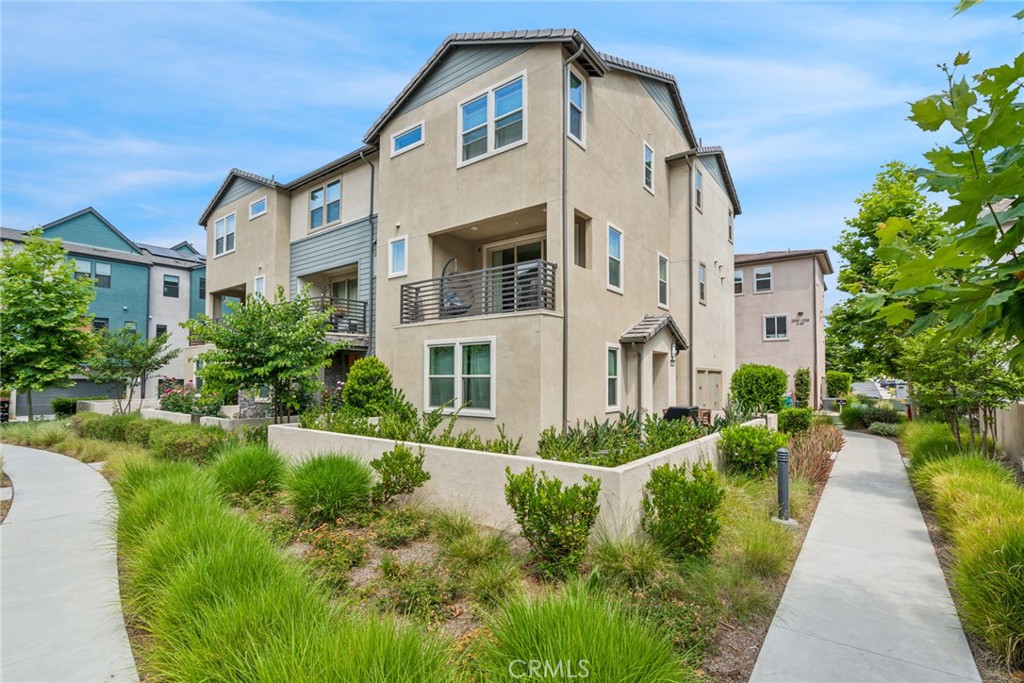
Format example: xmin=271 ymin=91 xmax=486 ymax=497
xmin=734 ymin=249 xmax=833 ymax=408
xmin=198 ymin=29 xmax=741 ymax=447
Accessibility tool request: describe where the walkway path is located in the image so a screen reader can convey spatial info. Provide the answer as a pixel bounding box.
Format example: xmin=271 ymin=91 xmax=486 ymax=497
xmin=1 ymin=445 xmax=138 ymax=682
xmin=750 ymin=430 xmax=980 ymax=683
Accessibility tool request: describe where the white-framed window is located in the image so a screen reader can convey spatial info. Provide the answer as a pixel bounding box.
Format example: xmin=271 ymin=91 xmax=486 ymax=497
xmin=74 ymin=259 xmax=92 ymax=281
xmin=425 ymin=338 xmax=494 ymax=416
xmin=249 ymin=196 xmax=267 ymax=220
xmin=764 ymin=314 xmax=788 ymax=341
xmin=607 ymin=224 xmax=623 ymax=293
xmin=95 ymin=262 xmax=111 ymax=288
xmin=214 ymin=212 xmax=235 ymax=256
xmin=695 ymin=169 xmax=704 ymax=211
xmin=754 ymin=266 xmax=773 ymax=293
xmin=698 ymin=262 xmax=707 ymax=305
xmin=253 ymin=275 xmax=265 ymax=298
xmin=124 ymin=320 xmax=136 ymax=331
xmin=388 ymin=236 xmax=408 ymax=278
xmin=728 ymin=209 xmax=735 ymax=243
xmin=643 ymin=142 xmax=655 ymax=194
xmin=391 ymin=121 xmax=425 ymax=157
xmin=657 ymin=253 xmax=669 ymax=308
xmin=458 ymin=72 xmax=526 ymax=166
xmin=734 ymin=269 xmax=744 ymax=295
xmin=568 ymin=68 xmax=585 ymax=145
xmin=163 ymin=274 xmax=180 ymax=298
xmin=606 ymin=344 xmax=621 ymax=412
xmin=310 ymin=179 xmax=341 ymax=230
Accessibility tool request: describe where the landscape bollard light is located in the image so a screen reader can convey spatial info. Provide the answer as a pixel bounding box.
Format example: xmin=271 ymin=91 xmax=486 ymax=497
xmin=777 ymin=447 xmax=790 ymax=521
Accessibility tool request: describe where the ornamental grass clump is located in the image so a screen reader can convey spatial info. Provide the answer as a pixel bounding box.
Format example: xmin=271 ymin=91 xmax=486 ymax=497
xmin=788 ymin=423 xmax=845 ymax=487
xmin=902 ymin=421 xmax=959 ymax=467
xmin=211 ymin=443 xmax=287 ymax=502
xmin=287 ymin=454 xmax=374 ymax=525
xmin=149 ymin=423 xmax=230 ymax=465
xmin=641 ymin=461 xmax=725 ymax=561
xmin=505 ymin=466 xmax=601 ymax=579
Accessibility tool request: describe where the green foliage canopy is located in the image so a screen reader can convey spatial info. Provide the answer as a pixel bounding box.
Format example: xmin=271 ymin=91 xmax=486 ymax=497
xmin=730 ymin=364 xmax=787 ymax=414
xmin=84 ymin=328 xmax=181 ymax=413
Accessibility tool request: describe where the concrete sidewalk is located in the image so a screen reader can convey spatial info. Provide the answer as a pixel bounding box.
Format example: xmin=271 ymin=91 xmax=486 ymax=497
xmin=750 ymin=431 xmax=980 ymax=683
xmin=1 ymin=445 xmax=138 ymax=682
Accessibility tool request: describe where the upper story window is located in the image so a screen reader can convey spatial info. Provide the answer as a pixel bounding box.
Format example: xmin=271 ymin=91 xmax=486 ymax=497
xmin=92 ymin=317 xmax=108 ymax=331
xmin=253 ymin=275 xmax=265 ymax=298
xmin=249 ymin=196 xmax=267 ymax=220
xmin=568 ymin=70 xmax=585 ymax=144
xmin=754 ymin=266 xmax=773 ymax=293
xmin=156 ymin=324 xmax=168 ymax=336
xmin=95 ymin=263 xmax=111 ymax=288
xmin=728 ymin=209 xmax=735 ymax=242
xmin=657 ymin=253 xmax=669 ymax=308
xmin=459 ymin=74 xmax=526 ymax=165
xmin=124 ymin=321 xmax=137 ymax=331
xmin=163 ymin=274 xmax=180 ymax=298
xmin=74 ymin=259 xmax=91 ymax=281
xmin=698 ymin=262 xmax=707 ymax=305
xmin=198 ymin=277 xmax=206 ymax=300
xmin=695 ymin=169 xmax=704 ymax=211
xmin=734 ymin=269 xmax=744 ymax=294
xmin=607 ymin=224 xmax=623 ymax=293
xmin=764 ymin=314 xmax=788 ymax=341
xmin=214 ymin=213 xmax=235 ymax=256
xmin=643 ymin=143 xmax=655 ymax=193
xmin=310 ymin=180 xmax=341 ymax=230
xmin=388 ymin=236 xmax=408 ymax=278
xmin=391 ymin=122 xmax=425 ymax=157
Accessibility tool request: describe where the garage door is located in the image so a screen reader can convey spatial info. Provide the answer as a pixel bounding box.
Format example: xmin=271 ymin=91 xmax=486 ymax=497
xmin=13 ymin=380 xmax=118 ymax=417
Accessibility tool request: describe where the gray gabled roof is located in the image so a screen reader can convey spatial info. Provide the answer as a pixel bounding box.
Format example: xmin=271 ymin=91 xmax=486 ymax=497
xmin=138 ymin=242 xmax=205 ymax=263
xmin=364 ymin=29 xmax=609 ymax=144
xmin=2 ymin=227 xmax=204 ymax=270
xmin=620 ymin=314 xmax=689 ymax=349
xmin=666 ymin=145 xmax=742 ymax=215
xmin=735 ymin=248 xmax=834 ymax=274
xmin=282 ymin=144 xmax=377 ymax=191
xmin=198 ymin=168 xmax=279 ymax=226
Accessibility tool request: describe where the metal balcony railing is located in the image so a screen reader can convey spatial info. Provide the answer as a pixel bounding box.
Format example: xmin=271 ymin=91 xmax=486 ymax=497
xmin=312 ymin=296 xmax=368 ymax=335
xmin=400 ymin=259 xmax=557 ymax=324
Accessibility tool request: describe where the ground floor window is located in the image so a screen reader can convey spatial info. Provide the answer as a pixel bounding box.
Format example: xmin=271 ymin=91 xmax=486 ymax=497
xmin=426 ymin=339 xmax=493 ymax=414
xmin=607 ymin=344 xmax=620 ymax=411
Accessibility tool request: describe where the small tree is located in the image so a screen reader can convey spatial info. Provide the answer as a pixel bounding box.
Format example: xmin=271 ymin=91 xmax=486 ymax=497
xmin=826 ymin=371 xmax=853 ymax=398
xmin=342 ymin=356 xmax=397 ymax=416
xmin=183 ymin=286 xmax=343 ymax=420
xmin=793 ymin=367 xmax=811 ymax=406
xmin=83 ymin=328 xmax=181 ymax=413
xmin=0 ymin=229 xmax=96 ymax=419
xmin=730 ymin=364 xmax=787 ymax=414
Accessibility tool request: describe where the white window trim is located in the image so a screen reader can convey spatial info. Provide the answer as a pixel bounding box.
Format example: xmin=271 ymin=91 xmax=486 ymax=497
xmin=213 ymin=211 xmax=236 ymax=258
xmin=606 ymin=343 xmax=621 ymax=413
xmin=388 ymin=235 xmax=408 ymax=279
xmin=390 ymin=120 xmax=425 ymax=158
xmin=253 ymin=275 xmax=266 ymax=298
xmin=657 ymin=252 xmax=669 ymax=310
xmin=734 ymin=269 xmax=744 ymax=295
xmin=728 ymin=209 xmax=735 ymax=243
xmin=754 ymin=266 xmax=774 ymax=294
xmin=423 ymin=336 xmax=496 ymax=418
xmin=763 ymin=314 xmax=789 ymax=342
xmin=456 ymin=70 xmax=529 ymax=169
xmin=567 ymin=65 xmax=586 ymax=149
xmin=695 ymin=169 xmax=704 ymax=213
xmin=606 ymin=223 xmax=624 ymax=294
xmin=698 ymin=261 xmax=707 ymax=306
xmin=643 ymin=142 xmax=655 ymax=195
xmin=309 ymin=178 xmax=342 ymax=232
xmin=249 ymin=196 xmax=267 ymax=220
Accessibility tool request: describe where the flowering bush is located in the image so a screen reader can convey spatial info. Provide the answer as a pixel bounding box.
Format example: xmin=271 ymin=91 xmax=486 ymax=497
xmin=159 ymin=382 xmax=220 ymax=415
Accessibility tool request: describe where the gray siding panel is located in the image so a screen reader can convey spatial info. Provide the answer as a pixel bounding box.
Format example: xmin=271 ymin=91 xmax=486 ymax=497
xmin=641 ymin=78 xmax=684 ymax=137
xmin=700 ymin=156 xmax=727 ymax=195
xmin=290 ymin=216 xmax=376 ymax=352
xmin=395 ymin=44 xmax=531 ymax=118
xmin=216 ymin=177 xmax=264 ymax=211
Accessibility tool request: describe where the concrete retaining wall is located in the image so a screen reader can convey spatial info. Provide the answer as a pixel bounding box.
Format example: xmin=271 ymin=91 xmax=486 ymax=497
xmin=996 ymin=402 xmax=1024 ymax=471
xmin=78 ymin=398 xmax=159 ymax=415
xmin=139 ymin=408 xmax=193 ymax=425
xmin=268 ymin=417 xmax=768 ymax=535
xmin=200 ymin=415 xmax=299 ymax=431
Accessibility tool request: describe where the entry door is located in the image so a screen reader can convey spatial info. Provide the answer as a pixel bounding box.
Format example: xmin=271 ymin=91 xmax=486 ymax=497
xmin=488 ymin=239 xmax=545 ymax=312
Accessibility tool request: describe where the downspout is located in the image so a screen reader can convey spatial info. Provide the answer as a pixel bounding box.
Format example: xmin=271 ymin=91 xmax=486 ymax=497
xmin=811 ymin=257 xmax=819 ymax=409
xmin=360 ymin=149 xmax=376 ymax=357
xmin=686 ymin=156 xmax=696 ymax=404
xmin=636 ymin=344 xmax=643 ymax=413
xmin=562 ymin=43 xmax=585 ymax=430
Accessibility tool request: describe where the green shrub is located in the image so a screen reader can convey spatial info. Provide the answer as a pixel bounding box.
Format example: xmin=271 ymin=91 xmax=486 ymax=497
xmin=149 ymin=423 xmax=229 ymax=465
xmin=474 ymin=584 xmax=689 ymax=682
xmin=643 ymin=416 xmax=707 ymax=455
xmin=718 ymin=425 xmax=787 ymax=476
xmin=902 ymin=421 xmax=959 ymax=467
xmin=70 ymin=411 xmax=102 ymax=437
xmin=123 ymin=418 xmax=172 ymax=447
xmin=212 ymin=444 xmax=286 ymax=501
xmin=589 ymin=536 xmax=671 ymax=592
xmin=296 ymin=523 xmax=370 ymax=586
xmin=730 ymin=364 xmax=788 ymax=414
xmin=371 ymin=506 xmax=431 ymax=548
xmin=778 ymin=407 xmax=813 ymax=434
xmin=868 ymin=422 xmax=901 ymax=437
xmin=862 ymin=405 xmax=904 ymax=425
xmin=376 ymin=555 xmax=455 ymax=622
xmin=793 ymin=367 xmax=811 ymax=406
xmin=341 ymin=357 xmax=398 ymax=417
xmin=370 ymin=444 xmax=430 ymax=505
xmin=51 ymin=395 xmax=107 ymax=417
xmin=158 ymin=382 xmax=198 ymax=413
xmin=826 ymin=370 xmax=852 ymax=398
xmin=641 ymin=461 xmax=725 ymax=561
xmin=86 ymin=413 xmax=143 ymax=442
xmin=504 ymin=466 xmax=601 ymax=579
xmin=288 ymin=454 xmax=374 ymax=525
xmin=839 ymin=403 xmax=866 ymax=429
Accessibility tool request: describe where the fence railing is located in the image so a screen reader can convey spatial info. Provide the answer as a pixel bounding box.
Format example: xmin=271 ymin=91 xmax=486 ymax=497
xmin=400 ymin=259 xmax=557 ymax=324
xmin=187 ymin=296 xmax=368 ymax=345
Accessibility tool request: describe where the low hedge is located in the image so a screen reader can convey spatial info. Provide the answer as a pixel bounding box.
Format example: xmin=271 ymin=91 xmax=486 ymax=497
xmin=778 ymin=408 xmax=813 ymax=434
xmin=52 ymin=395 xmax=108 ymax=417
xmin=149 ymin=423 xmax=230 ymax=465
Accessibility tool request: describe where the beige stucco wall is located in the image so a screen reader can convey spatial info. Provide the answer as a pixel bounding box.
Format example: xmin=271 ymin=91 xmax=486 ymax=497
xmin=735 ymin=256 xmax=826 ymax=406
xmin=288 ymin=160 xmax=376 ymax=243
xmin=996 ymin=402 xmax=1024 ymax=471
xmin=147 ymin=264 xmax=193 ymax=393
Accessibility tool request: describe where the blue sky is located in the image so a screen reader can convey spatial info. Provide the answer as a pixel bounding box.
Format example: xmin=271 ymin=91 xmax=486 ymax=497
xmin=2 ymin=2 xmax=1021 ymax=306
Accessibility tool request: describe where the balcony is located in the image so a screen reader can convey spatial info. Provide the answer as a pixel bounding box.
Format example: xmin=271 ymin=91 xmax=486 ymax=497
xmin=312 ymin=296 xmax=368 ymax=335
xmin=400 ymin=259 xmax=557 ymax=325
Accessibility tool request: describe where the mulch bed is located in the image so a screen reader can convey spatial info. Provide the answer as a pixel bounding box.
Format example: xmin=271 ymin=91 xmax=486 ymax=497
xmin=1 ymin=470 xmax=11 ymax=523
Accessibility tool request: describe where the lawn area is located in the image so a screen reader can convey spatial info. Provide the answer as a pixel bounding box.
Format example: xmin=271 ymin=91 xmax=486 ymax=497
xmin=1 ymin=414 xmax=838 ymax=681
